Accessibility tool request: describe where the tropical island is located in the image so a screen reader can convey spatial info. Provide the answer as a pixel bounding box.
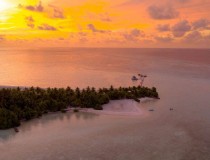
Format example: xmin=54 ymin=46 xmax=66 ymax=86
xmin=0 ymin=86 xmax=159 ymax=129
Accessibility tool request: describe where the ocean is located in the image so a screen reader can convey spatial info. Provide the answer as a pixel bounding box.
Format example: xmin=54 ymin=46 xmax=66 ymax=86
xmin=0 ymin=48 xmax=210 ymax=160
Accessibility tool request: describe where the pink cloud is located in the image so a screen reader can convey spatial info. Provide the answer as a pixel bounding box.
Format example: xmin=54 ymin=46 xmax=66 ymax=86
xmin=148 ymin=4 xmax=179 ymax=20
xmin=38 ymin=24 xmax=57 ymax=31
xmin=172 ymin=20 xmax=191 ymax=37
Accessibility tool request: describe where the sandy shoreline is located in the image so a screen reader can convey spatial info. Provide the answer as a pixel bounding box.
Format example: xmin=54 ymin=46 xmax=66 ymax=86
xmin=84 ymin=100 xmax=141 ymax=116
xmin=78 ymin=98 xmax=155 ymax=116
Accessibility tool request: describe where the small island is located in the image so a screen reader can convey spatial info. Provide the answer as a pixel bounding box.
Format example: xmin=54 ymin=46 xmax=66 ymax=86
xmin=0 ymin=86 xmax=159 ymax=129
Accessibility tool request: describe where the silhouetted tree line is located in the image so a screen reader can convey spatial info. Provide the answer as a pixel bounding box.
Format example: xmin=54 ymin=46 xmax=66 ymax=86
xmin=0 ymin=86 xmax=159 ymax=129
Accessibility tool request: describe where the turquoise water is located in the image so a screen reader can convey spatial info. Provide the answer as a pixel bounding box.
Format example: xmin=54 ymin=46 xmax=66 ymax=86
xmin=0 ymin=48 xmax=210 ymax=160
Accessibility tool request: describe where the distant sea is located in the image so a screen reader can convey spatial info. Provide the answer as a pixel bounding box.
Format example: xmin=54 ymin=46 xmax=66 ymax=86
xmin=0 ymin=48 xmax=209 ymax=88
xmin=0 ymin=48 xmax=210 ymax=160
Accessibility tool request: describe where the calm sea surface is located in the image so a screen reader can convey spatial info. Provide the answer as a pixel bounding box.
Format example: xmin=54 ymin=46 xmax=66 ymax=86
xmin=0 ymin=48 xmax=210 ymax=160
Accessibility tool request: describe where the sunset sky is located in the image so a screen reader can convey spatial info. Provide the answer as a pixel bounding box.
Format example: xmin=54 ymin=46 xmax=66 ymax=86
xmin=0 ymin=0 xmax=210 ymax=48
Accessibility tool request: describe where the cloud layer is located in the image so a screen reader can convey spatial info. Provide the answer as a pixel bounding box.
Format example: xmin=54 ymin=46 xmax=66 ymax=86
xmin=148 ymin=4 xmax=179 ymax=20
xmin=19 ymin=1 xmax=44 ymax=12
xmin=1 ymin=0 xmax=210 ymax=48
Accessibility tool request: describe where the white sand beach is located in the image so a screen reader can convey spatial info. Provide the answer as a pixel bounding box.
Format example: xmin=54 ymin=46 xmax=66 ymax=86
xmin=84 ymin=99 xmax=143 ymax=116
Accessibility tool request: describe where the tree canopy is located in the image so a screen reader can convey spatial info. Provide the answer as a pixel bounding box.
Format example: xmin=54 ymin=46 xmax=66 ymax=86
xmin=0 ymin=86 xmax=159 ymax=129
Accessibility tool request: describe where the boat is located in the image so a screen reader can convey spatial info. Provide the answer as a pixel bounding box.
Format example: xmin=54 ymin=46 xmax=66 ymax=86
xmin=131 ymin=76 xmax=138 ymax=81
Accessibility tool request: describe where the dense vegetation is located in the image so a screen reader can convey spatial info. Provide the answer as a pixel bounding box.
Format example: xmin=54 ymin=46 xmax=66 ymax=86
xmin=0 ymin=86 xmax=159 ymax=129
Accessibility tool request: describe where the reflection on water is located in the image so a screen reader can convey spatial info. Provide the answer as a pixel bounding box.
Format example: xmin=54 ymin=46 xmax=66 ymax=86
xmin=0 ymin=112 xmax=98 ymax=142
xmin=0 ymin=129 xmax=15 ymax=141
